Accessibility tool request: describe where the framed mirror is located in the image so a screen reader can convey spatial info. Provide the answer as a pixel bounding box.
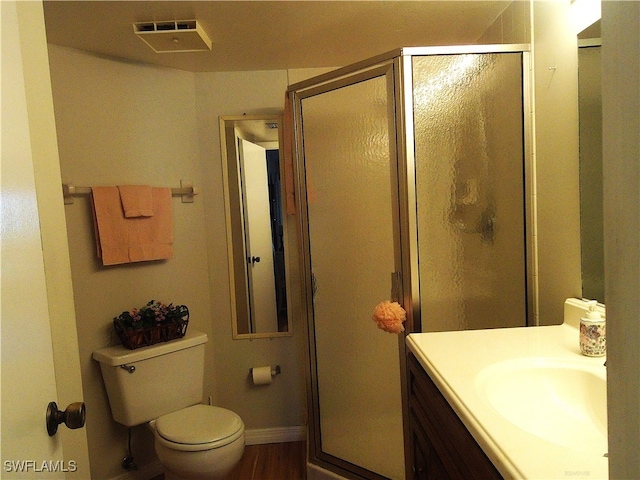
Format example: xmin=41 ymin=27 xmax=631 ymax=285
xmin=220 ymin=114 xmax=292 ymax=338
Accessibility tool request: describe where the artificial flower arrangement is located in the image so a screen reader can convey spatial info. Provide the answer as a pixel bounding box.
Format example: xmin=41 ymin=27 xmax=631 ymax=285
xmin=372 ymin=300 xmax=406 ymax=334
xmin=113 ymin=300 xmax=189 ymax=350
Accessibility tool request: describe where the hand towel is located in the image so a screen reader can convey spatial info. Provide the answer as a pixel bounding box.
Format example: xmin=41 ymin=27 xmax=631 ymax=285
xmin=91 ymin=187 xmax=132 ymax=265
xmin=91 ymin=186 xmax=173 ymax=266
xmin=127 ymin=187 xmax=173 ymax=263
xmin=118 ymin=185 xmax=154 ymax=217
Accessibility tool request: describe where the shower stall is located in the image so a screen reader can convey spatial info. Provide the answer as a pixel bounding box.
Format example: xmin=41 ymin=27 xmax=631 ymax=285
xmin=288 ymin=45 xmax=533 ymax=479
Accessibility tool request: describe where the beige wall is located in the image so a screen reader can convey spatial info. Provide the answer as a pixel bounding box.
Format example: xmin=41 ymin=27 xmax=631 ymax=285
xmin=602 ymin=1 xmax=640 ymax=476
xmin=530 ymin=0 xmax=582 ymax=325
xmin=477 ymin=0 xmax=530 ymax=44
xmin=48 ymin=45 xmax=307 ymax=479
xmin=195 ymin=69 xmax=307 ymax=429
xmin=480 ymin=0 xmax=582 ymax=326
xmin=49 ymin=45 xmax=206 ymax=479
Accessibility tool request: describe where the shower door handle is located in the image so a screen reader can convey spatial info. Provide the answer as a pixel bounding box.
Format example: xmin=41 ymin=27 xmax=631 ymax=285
xmin=311 ymin=272 xmax=318 ymax=299
xmin=391 ymin=271 xmax=402 ymax=303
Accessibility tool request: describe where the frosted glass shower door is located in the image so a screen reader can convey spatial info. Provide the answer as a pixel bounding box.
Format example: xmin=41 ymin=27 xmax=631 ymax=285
xmin=297 ymin=68 xmax=405 ymax=479
xmin=412 ymin=53 xmax=528 ymax=331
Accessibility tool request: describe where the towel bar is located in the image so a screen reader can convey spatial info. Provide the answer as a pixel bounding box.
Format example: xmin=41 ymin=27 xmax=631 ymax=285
xmin=62 ymin=181 xmax=198 ymax=205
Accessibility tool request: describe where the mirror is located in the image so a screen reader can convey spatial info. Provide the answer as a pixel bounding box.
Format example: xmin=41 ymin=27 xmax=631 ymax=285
xmin=578 ymin=21 xmax=603 ymax=303
xmin=220 ymin=114 xmax=292 ymax=338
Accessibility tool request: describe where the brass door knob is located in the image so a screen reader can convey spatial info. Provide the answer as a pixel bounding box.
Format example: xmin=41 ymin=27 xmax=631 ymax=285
xmin=46 ymin=401 xmax=86 ymax=436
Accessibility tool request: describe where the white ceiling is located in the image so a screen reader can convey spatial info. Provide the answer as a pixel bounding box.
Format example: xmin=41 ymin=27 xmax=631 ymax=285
xmin=42 ymin=1 xmax=511 ymax=73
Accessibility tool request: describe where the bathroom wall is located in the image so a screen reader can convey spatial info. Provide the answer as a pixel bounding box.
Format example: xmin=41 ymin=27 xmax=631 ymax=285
xmin=194 ymin=69 xmax=307 ymax=432
xmin=477 ymin=0 xmax=530 ymax=44
xmin=529 ymin=1 xmax=582 ymax=326
xmin=479 ymin=0 xmax=582 ymax=326
xmin=602 ymin=2 xmax=640 ymax=475
xmin=48 ymin=44 xmax=307 ymax=480
xmin=48 ymin=44 xmax=207 ymax=479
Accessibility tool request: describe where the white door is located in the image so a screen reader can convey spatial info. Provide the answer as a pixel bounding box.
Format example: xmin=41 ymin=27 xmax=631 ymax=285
xmin=1 ymin=2 xmax=88 ymax=477
xmin=238 ymin=139 xmax=278 ymax=333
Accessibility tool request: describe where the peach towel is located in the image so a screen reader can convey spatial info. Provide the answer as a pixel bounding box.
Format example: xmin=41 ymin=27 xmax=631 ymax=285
xmin=91 ymin=186 xmax=173 ymax=265
xmin=118 ymin=185 xmax=154 ymax=217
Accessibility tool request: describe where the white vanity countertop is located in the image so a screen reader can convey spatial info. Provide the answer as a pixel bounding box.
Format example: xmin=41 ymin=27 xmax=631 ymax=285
xmin=407 ymin=323 xmax=609 ymax=480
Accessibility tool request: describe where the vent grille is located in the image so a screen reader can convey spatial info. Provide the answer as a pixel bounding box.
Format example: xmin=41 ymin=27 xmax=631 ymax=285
xmin=133 ymin=20 xmax=212 ymax=53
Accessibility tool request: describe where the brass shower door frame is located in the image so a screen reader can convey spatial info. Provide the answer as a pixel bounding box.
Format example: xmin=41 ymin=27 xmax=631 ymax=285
xmin=397 ymin=44 xmax=535 ymax=334
xmin=289 ymin=54 xmax=406 ymax=480
xmin=288 ymin=43 xmax=535 ymax=480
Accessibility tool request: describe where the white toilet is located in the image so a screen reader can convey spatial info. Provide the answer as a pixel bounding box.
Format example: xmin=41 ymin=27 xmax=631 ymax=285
xmin=93 ymin=330 xmax=245 ymax=480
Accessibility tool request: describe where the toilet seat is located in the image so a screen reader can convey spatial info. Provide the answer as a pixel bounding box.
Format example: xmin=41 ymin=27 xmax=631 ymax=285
xmin=154 ymin=404 xmax=244 ymax=452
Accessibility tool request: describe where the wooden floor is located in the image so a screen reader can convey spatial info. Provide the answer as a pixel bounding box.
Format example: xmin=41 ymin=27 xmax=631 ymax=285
xmin=152 ymin=441 xmax=307 ymax=480
xmin=224 ymin=441 xmax=306 ymax=480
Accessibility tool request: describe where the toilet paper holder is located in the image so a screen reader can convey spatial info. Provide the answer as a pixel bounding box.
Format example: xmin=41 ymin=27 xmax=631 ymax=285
xmin=249 ymin=365 xmax=281 ymax=376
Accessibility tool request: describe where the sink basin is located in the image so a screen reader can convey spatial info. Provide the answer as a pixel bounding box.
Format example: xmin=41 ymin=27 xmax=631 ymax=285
xmin=476 ymin=357 xmax=607 ymax=455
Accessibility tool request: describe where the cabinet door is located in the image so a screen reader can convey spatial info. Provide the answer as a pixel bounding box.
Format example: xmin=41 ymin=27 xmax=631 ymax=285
xmin=408 ymin=353 xmax=503 ymax=480
xmin=410 ymin=417 xmax=448 ymax=480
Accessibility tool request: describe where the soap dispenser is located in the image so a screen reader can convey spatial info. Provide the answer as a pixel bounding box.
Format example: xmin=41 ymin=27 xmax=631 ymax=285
xmin=580 ymin=300 xmax=606 ymax=357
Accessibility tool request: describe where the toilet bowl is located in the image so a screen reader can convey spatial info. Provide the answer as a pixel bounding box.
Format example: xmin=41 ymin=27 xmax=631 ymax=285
xmin=150 ymin=404 xmax=245 ymax=480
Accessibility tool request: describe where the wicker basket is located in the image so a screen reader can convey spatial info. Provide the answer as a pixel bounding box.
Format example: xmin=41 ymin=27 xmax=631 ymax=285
xmin=114 ymin=306 xmax=189 ymax=350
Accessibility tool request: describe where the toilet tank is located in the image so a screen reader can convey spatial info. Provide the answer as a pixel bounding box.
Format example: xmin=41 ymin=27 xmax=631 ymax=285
xmin=93 ymin=330 xmax=208 ymax=427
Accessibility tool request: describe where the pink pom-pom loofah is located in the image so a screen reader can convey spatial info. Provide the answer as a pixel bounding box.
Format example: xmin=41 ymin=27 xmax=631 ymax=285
xmin=372 ymin=301 xmax=406 ymax=334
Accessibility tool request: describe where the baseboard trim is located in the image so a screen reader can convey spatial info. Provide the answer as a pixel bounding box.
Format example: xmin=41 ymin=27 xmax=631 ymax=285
xmin=244 ymin=425 xmax=307 ymax=445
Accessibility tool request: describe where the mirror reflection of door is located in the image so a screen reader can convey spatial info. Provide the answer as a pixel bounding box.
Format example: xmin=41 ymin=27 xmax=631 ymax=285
xmin=220 ymin=114 xmax=290 ymax=338
xmin=238 ymin=138 xmax=279 ymax=333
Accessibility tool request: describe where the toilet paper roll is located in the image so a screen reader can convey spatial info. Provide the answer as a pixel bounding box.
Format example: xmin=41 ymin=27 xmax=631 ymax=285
xmin=252 ymin=366 xmax=273 ymax=385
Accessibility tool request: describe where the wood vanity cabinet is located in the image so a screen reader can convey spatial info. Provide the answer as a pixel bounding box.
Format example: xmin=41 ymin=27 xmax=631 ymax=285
xmin=407 ymin=352 xmax=503 ymax=480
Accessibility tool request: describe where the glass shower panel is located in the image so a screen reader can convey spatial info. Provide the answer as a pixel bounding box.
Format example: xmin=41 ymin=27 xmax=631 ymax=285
xmin=300 ymin=73 xmax=404 ymax=479
xmin=413 ymin=53 xmax=527 ymax=332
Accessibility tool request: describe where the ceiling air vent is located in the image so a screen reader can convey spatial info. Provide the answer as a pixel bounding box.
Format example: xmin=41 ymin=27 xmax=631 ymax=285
xmin=133 ymin=20 xmax=212 ymax=53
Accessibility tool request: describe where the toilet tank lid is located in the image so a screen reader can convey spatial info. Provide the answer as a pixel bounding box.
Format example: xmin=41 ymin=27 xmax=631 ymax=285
xmin=92 ymin=330 xmax=207 ymax=366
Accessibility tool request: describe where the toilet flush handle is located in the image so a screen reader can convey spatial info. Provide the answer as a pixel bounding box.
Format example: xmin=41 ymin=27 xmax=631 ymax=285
xmin=120 ymin=364 xmax=136 ymax=374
